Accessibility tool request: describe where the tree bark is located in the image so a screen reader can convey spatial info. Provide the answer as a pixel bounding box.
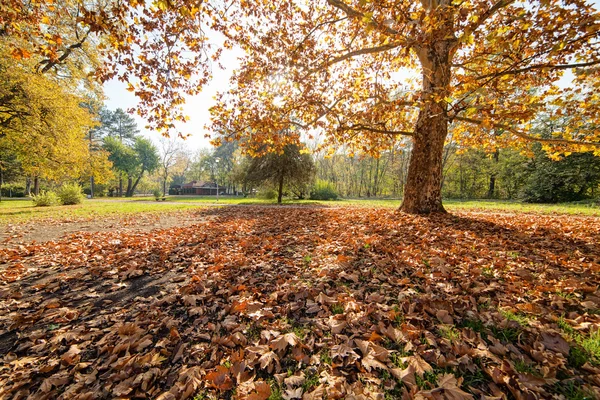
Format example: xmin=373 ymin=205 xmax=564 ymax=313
xmin=33 ymin=176 xmax=40 ymax=196
xmin=400 ymin=43 xmax=452 ymax=213
xmin=277 ymin=171 xmax=284 ymax=204
xmin=126 ymin=176 xmax=133 ymax=197
xmin=129 ymin=171 xmax=145 ymax=197
xmin=487 ymin=149 xmax=499 ymax=198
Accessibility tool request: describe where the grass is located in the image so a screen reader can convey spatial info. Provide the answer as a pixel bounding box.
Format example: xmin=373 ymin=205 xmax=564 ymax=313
xmin=0 ymin=198 xmax=200 ymax=223
xmin=558 ymin=316 xmax=600 ymax=367
xmin=1 ymin=196 xmax=598 ymax=225
xmin=77 ymin=196 xmax=600 ymax=215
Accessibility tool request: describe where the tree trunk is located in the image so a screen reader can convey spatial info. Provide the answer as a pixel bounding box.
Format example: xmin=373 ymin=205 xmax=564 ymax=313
xmin=126 ymin=176 xmax=133 ymax=197
xmin=277 ymin=172 xmax=284 ymax=204
xmin=487 ymin=150 xmax=499 ymax=199
xmin=163 ymin=177 xmax=167 ymax=196
xmin=90 ymin=176 xmax=95 ymax=198
xmin=129 ymin=172 xmax=145 ymax=197
xmin=400 ymin=27 xmax=454 ymax=214
xmin=33 ymin=176 xmax=40 ymax=196
xmin=119 ymin=175 xmax=123 ymax=197
xmin=26 ymin=177 xmax=31 ymax=196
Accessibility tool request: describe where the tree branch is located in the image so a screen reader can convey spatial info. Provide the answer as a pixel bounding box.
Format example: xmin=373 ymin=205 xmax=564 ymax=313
xmin=38 ymin=30 xmax=90 ymax=73
xmin=339 ymin=124 xmax=414 ymax=136
xmin=475 ymin=60 xmax=600 ymax=80
xmin=455 ymin=116 xmax=600 ymax=146
xmin=455 ymin=0 xmax=516 ymax=48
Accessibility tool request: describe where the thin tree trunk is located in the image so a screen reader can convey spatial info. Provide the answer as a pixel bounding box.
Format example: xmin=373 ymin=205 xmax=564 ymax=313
xmin=26 ymin=177 xmax=31 ymax=196
xmin=34 ymin=176 xmax=40 ymax=196
xmin=119 ymin=175 xmax=123 ymax=197
xmin=487 ymin=149 xmax=499 ymax=199
xmin=130 ymin=173 xmax=144 ymax=197
xmin=277 ymin=171 xmax=284 ymax=204
xmin=126 ymin=176 xmax=133 ymax=197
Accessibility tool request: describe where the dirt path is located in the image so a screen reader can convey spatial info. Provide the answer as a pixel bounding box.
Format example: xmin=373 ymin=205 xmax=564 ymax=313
xmin=0 ymin=210 xmax=211 ymax=247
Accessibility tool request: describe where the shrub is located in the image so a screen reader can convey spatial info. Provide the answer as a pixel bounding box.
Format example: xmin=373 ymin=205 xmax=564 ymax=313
xmin=1 ymin=184 xmax=26 ymax=197
xmin=32 ymin=190 xmax=59 ymax=207
xmin=58 ymin=183 xmax=84 ymax=205
xmin=153 ymin=189 xmax=162 ymax=200
xmin=258 ymin=188 xmax=277 ymax=200
xmin=310 ymin=180 xmax=338 ymax=200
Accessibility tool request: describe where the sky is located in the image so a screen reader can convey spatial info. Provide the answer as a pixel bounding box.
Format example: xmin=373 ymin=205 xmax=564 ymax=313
xmin=103 ymin=39 xmax=242 ymax=152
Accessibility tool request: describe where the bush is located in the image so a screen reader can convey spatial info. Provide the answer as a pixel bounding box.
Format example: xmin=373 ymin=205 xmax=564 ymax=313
xmin=310 ymin=180 xmax=339 ymax=200
xmin=1 ymin=184 xmax=26 ymax=197
xmin=153 ymin=189 xmax=162 ymax=200
xmin=32 ymin=190 xmax=59 ymax=207
xmin=58 ymin=183 xmax=84 ymax=205
xmin=258 ymin=188 xmax=277 ymax=200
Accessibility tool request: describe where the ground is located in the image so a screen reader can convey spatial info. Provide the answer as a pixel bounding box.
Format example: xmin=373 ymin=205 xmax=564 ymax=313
xmin=1 ymin=202 xmax=600 ymax=399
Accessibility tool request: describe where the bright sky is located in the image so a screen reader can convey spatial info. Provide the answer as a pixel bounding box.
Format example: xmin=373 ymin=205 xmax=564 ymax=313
xmin=103 ymin=39 xmax=242 ymax=152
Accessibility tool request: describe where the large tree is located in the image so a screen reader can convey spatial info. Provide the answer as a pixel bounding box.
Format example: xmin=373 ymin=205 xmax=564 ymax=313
xmin=210 ymin=0 xmax=600 ymax=213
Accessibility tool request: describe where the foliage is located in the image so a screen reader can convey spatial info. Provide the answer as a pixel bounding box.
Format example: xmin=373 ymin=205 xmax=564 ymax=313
xmin=1 ymin=184 xmax=25 ymax=198
xmin=103 ymin=135 xmax=160 ymax=197
xmin=524 ymin=149 xmax=600 ymax=203
xmin=0 ymin=40 xmax=95 ymax=183
xmin=2 ymin=207 xmax=600 ymax=398
xmin=257 ymin=188 xmax=277 ymax=200
xmin=57 ymin=183 xmax=84 ymax=205
xmin=244 ymin=143 xmax=316 ymax=203
xmin=310 ymin=179 xmax=339 ymax=201
xmin=93 ymin=108 xmax=139 ymax=145
xmin=153 ymin=189 xmax=162 ymax=200
xmin=31 ymin=190 xmax=58 ymax=207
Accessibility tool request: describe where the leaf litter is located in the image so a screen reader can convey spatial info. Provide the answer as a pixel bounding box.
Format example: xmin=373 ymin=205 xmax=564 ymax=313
xmin=1 ymin=206 xmax=600 ymax=399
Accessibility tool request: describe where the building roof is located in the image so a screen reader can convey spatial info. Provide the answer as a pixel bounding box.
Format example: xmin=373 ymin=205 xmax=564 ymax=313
xmin=181 ymin=181 xmax=218 ymax=189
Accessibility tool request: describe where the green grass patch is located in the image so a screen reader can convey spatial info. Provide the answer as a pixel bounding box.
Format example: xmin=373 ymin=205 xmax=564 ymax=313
xmin=558 ymin=317 xmax=600 ymax=367
xmin=330 ymin=303 xmax=344 ymax=315
xmin=491 ymin=326 xmax=521 ymax=344
xmin=439 ymin=325 xmax=461 ymax=343
xmin=499 ymin=309 xmax=529 ymax=326
xmin=513 ymin=359 xmax=539 ymax=376
xmin=0 ymin=198 xmax=200 ymax=224
xmin=415 ymin=371 xmax=438 ymax=390
xmin=551 ymin=380 xmax=595 ymax=400
xmin=90 ymin=196 xmax=600 ymax=215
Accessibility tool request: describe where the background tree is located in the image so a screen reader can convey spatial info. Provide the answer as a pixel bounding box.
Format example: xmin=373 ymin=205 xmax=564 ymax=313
xmin=127 ymin=137 xmax=160 ymax=197
xmin=103 ymin=137 xmax=138 ymax=197
xmin=157 ymin=137 xmax=185 ymax=196
xmin=244 ymin=143 xmax=316 ymax=204
xmin=95 ymin=108 xmax=139 ymax=145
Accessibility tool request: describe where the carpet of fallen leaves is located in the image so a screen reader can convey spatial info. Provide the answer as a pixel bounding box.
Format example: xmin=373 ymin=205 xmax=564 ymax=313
xmin=1 ymin=206 xmax=600 ymax=400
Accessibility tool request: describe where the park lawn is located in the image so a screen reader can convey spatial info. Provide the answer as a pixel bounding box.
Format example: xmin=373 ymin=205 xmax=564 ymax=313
xmin=147 ymin=195 xmax=600 ymax=215
xmin=1 ymin=206 xmax=599 ymax=399
xmin=0 ymin=199 xmax=200 ymax=224
xmin=1 ymin=197 xmax=598 ymax=225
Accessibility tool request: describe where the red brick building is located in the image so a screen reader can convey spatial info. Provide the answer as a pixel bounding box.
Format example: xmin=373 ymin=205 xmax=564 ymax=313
xmin=175 ymin=181 xmax=226 ymax=195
